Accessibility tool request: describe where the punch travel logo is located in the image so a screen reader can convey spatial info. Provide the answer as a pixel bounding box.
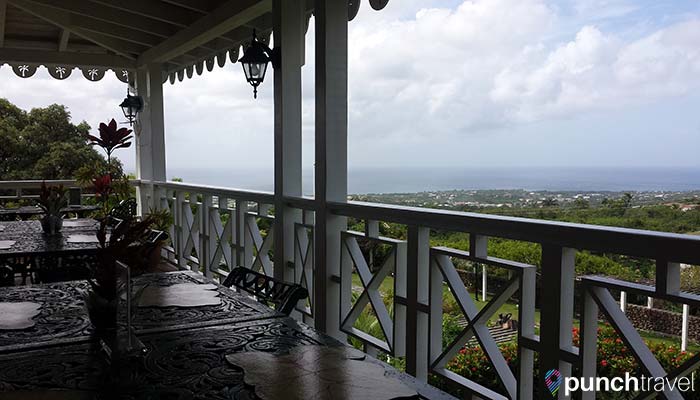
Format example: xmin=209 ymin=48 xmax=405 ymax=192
xmin=545 ymin=370 xmax=697 ymax=397
xmin=545 ymin=369 xmax=562 ymax=396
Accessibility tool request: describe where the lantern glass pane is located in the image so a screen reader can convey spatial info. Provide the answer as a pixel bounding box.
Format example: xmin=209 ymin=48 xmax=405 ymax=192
xmin=242 ymin=62 xmax=252 ymax=81
xmin=257 ymin=62 xmax=267 ymax=80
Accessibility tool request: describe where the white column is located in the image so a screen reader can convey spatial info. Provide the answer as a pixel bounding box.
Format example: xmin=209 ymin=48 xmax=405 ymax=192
xmin=314 ymin=0 xmax=348 ymax=338
xmin=272 ymin=0 xmax=305 ymax=283
xmin=682 ymin=304 xmax=689 ymax=351
xmin=134 ymin=63 xmax=167 ymax=215
xmin=647 ymin=297 xmax=654 ymax=309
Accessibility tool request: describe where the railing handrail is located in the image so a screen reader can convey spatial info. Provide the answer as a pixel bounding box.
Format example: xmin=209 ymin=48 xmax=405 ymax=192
xmin=140 ymin=180 xmax=275 ymax=203
xmin=136 ymin=179 xmax=700 ymax=263
xmin=329 ymin=200 xmax=700 ymax=264
xmin=0 ymin=179 xmax=79 ymax=189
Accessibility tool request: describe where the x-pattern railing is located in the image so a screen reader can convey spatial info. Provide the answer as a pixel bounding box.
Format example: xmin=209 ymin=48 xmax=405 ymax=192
xmin=293 ymin=222 xmax=314 ymax=320
xmin=246 ymin=210 xmax=274 ymax=277
xmin=340 ymin=231 xmax=407 ymax=356
xmin=144 ymin=182 xmax=276 ymax=281
xmin=580 ymin=275 xmax=700 ymax=400
xmin=429 ymin=247 xmax=536 ymax=400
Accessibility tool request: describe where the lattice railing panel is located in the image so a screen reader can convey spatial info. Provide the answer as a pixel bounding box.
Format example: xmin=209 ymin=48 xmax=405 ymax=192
xmin=147 ymin=182 xmax=276 ymax=281
xmin=429 ymin=247 xmax=537 ymax=400
xmin=340 ymin=231 xmax=407 ymax=356
xmin=294 ymin=222 xmax=314 ymax=319
xmin=580 ymin=276 xmax=700 ymax=400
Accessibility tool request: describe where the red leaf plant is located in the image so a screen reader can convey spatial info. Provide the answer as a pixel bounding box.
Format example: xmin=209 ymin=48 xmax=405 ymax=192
xmin=92 ymin=174 xmax=113 ymax=202
xmin=86 ymin=119 xmax=133 ymax=162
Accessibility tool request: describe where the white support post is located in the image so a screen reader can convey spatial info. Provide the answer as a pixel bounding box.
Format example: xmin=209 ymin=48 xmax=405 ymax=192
xmin=470 ymin=235 xmax=488 ymax=302
xmin=647 ymin=297 xmax=654 ymax=309
xmin=620 ymin=291 xmax=627 ymax=313
xmin=134 ymin=63 xmax=167 ymax=216
xmin=201 ymin=194 xmax=213 ymax=278
xmin=272 ymin=0 xmax=304 ymax=283
xmin=314 ymin=0 xmax=348 ymax=338
xmin=539 ymin=245 xmax=576 ymax=399
xmin=682 ymin=304 xmax=689 ymax=352
xmin=406 ymin=226 xmax=430 ymax=381
xmin=580 ymin=288 xmax=599 ymax=400
xmin=481 ymin=264 xmax=488 ymax=302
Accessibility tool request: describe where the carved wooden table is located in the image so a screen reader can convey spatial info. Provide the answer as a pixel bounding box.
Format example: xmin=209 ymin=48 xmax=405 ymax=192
xmin=0 ymin=271 xmax=453 ymax=399
xmin=0 ymin=219 xmax=104 ymax=284
xmin=0 ymin=271 xmax=280 ymax=352
xmin=0 ymin=205 xmax=99 ymax=221
xmin=0 ymin=219 xmax=102 ymax=260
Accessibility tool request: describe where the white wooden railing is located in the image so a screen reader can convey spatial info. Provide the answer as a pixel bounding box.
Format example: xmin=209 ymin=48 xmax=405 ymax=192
xmin=0 ymin=179 xmax=91 ymax=203
xmin=135 ymin=179 xmax=700 ymax=399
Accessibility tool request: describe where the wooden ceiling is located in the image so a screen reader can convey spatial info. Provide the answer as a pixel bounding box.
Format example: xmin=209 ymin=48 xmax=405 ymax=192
xmin=0 ymin=0 xmax=313 ymax=82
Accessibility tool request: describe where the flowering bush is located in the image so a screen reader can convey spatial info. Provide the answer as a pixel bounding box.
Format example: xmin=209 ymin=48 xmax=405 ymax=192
xmin=446 ymin=324 xmax=697 ymax=397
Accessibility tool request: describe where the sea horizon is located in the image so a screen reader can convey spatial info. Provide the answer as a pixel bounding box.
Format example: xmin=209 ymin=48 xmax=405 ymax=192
xmin=163 ymin=166 xmax=700 ymax=195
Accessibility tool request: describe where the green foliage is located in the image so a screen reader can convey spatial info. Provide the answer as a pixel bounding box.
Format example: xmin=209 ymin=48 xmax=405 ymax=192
xmin=37 ymin=183 xmax=67 ymax=215
xmin=442 ymin=314 xmax=463 ymax=347
xmin=682 ymin=266 xmax=700 ymax=292
xmin=574 ymin=197 xmax=590 ymax=209
xmin=0 ymin=99 xmax=105 ymax=180
xmin=146 ymin=208 xmax=173 ymax=233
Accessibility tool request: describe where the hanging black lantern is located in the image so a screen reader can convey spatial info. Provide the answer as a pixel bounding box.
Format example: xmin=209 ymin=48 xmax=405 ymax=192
xmin=119 ymin=90 xmax=143 ymax=126
xmin=239 ymin=30 xmax=278 ymax=99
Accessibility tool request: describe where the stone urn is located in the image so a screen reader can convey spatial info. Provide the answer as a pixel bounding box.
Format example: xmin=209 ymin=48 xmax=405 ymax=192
xmin=40 ymin=214 xmax=63 ymax=235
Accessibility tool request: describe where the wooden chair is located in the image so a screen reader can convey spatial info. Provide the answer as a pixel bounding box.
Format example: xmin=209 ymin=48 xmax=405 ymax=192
xmin=222 ymin=267 xmax=308 ymax=316
xmin=109 ymin=198 xmax=137 ymax=221
xmin=0 ymin=265 xmax=14 ymax=287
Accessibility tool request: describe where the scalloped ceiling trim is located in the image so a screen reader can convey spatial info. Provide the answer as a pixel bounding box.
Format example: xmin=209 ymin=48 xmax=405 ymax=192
xmin=0 ymin=62 xmax=132 ymax=83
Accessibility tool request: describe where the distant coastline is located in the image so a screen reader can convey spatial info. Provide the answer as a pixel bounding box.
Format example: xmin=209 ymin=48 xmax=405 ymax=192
xmin=165 ymin=166 xmax=700 ymax=195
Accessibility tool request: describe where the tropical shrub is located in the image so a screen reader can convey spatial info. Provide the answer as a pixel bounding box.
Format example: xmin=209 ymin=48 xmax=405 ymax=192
xmin=445 ymin=325 xmax=697 ymax=399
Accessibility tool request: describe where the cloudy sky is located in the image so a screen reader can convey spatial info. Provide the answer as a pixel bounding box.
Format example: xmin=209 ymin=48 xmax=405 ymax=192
xmin=2 ymin=0 xmax=700 ymax=181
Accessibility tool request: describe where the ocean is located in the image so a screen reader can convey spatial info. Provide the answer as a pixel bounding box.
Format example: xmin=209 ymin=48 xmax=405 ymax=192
xmin=165 ymin=166 xmax=700 ymax=195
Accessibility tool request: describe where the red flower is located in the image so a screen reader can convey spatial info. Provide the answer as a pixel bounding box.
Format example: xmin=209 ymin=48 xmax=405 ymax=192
xmin=600 ymin=360 xmax=608 ymax=367
xmin=86 ymin=119 xmax=133 ymax=158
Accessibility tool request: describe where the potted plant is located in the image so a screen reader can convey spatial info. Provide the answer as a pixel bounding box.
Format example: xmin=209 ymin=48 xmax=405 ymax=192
xmin=143 ymin=208 xmax=173 ymax=270
xmin=85 ymin=216 xmax=154 ymax=331
xmin=78 ymin=119 xmax=135 ymax=217
xmin=37 ymin=182 xmax=67 ymax=235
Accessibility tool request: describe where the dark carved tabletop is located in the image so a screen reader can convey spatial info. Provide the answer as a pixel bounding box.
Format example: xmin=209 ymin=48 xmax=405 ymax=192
xmin=0 ymin=205 xmax=99 ymax=220
xmin=0 ymin=317 xmax=453 ymax=400
xmin=0 ymin=271 xmax=281 ymax=352
xmin=0 ymin=219 xmax=101 ymax=258
xmin=0 ymin=318 xmax=333 ymax=399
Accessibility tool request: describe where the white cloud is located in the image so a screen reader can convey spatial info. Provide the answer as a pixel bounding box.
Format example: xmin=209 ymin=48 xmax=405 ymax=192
xmin=1 ymin=0 xmax=699 ymax=172
xmin=491 ymin=18 xmax=700 ymax=121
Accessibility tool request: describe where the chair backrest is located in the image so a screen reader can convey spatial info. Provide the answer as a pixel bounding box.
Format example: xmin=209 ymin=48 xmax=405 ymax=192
xmin=109 ymin=198 xmax=137 ymax=221
xmin=68 ymin=187 xmax=82 ymax=206
xmin=0 ymin=266 xmax=14 ymax=287
xmin=222 ymin=267 xmax=308 ymax=316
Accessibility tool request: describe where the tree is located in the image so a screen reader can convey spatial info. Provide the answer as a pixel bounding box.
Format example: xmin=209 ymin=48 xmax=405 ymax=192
xmin=542 ymin=197 xmax=558 ymax=207
xmin=573 ymin=197 xmax=590 ymax=209
xmin=0 ymin=98 xmax=106 ymax=180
